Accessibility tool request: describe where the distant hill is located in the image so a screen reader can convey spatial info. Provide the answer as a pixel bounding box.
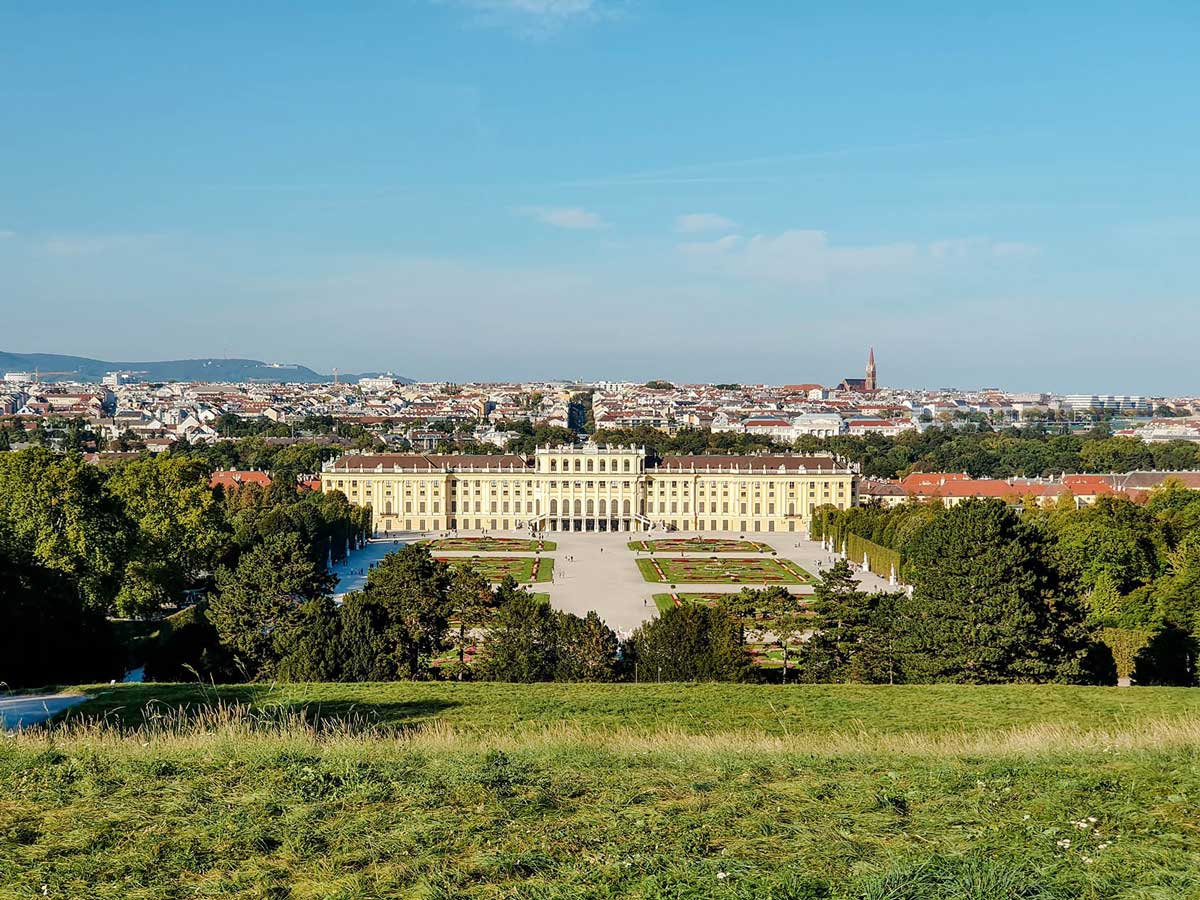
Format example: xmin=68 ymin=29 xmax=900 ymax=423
xmin=0 ymin=351 xmax=411 ymax=385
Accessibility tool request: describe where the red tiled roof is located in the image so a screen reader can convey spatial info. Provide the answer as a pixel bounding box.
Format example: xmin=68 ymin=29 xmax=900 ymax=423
xmin=210 ymin=470 xmax=272 ymax=490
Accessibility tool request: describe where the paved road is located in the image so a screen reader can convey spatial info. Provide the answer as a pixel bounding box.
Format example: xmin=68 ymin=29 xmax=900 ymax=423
xmin=0 ymin=693 xmax=87 ymax=730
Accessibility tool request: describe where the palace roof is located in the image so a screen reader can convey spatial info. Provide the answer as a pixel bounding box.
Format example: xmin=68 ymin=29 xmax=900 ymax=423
xmin=325 ymin=453 xmax=531 ymax=472
xmin=655 ymin=455 xmax=848 ymax=473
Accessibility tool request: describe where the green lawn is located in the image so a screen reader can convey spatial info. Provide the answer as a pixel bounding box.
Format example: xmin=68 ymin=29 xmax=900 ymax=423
xmin=7 ymin=683 xmax=1200 ymax=898
xmin=628 ymin=538 xmax=774 ymax=553
xmin=435 ymin=555 xmax=554 ymax=583
xmin=637 ymin=556 xmax=812 ymax=584
xmin=422 ymin=537 xmax=556 ymax=552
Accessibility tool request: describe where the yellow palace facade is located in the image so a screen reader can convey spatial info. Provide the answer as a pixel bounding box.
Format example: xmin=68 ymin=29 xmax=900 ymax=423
xmin=321 ymin=445 xmax=858 ymax=535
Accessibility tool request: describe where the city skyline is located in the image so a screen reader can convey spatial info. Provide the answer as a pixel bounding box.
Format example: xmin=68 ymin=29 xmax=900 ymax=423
xmin=2 ymin=4 xmax=1198 ymax=392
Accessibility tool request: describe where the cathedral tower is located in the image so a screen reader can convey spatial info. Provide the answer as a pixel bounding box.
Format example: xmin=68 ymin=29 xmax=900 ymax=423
xmin=865 ymin=347 xmax=877 ymax=392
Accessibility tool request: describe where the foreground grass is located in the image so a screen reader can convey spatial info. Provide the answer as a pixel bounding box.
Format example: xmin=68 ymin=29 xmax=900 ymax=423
xmin=5 ymin=706 xmax=1200 ymax=898
xmin=52 ymin=682 xmax=1200 ymax=734
xmin=6 ymin=685 xmax=1200 ymax=898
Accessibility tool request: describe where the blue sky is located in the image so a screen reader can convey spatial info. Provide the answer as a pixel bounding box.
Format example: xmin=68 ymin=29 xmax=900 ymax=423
xmin=1 ymin=2 xmax=1197 ymax=392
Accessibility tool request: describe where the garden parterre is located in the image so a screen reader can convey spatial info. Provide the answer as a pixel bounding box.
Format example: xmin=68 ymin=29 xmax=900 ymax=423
xmin=422 ymin=537 xmax=556 ymax=553
xmin=636 ymin=556 xmax=812 ymax=584
xmin=627 ymin=538 xmax=774 ymax=553
xmin=434 ymin=556 xmax=554 ymax=583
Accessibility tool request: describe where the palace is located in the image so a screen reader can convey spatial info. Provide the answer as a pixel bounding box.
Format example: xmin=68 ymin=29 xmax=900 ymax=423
xmin=321 ymin=445 xmax=858 ymax=535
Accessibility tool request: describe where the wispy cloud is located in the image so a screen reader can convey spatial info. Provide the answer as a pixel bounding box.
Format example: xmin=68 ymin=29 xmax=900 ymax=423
xmin=931 ymin=238 xmax=1041 ymax=260
xmin=680 ymin=230 xmax=1038 ymax=285
xmin=675 ymin=213 xmax=735 ymax=234
xmin=441 ymin=0 xmax=616 ymax=38
xmin=0 ymin=229 xmax=15 ymax=240
xmin=518 ymin=205 xmax=606 ymax=230
xmin=42 ymin=234 xmax=161 ymax=257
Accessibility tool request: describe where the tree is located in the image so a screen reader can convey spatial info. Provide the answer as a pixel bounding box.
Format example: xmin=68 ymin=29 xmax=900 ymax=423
xmin=0 ymin=524 xmax=120 ymax=689
xmin=894 ymin=499 xmax=1094 ymax=683
xmin=355 ymin=545 xmax=452 ymax=679
xmin=208 ymin=532 xmax=335 ymax=680
xmin=0 ymin=448 xmax=130 ymax=612
xmin=277 ymin=597 xmax=344 ymax=681
xmin=798 ymin=564 xmax=902 ymax=684
xmin=1046 ymin=496 xmax=1161 ymax=594
xmin=625 ymin=604 xmax=751 ymax=682
xmin=142 ymin=603 xmax=229 ymax=682
xmin=479 ymin=580 xmax=560 ymax=682
xmin=555 ymin=610 xmax=620 ymax=681
xmin=337 ymin=590 xmax=395 ymax=681
xmin=107 ymin=454 xmax=230 ymax=617
xmin=723 ymin=586 xmax=807 ymax=683
xmin=446 ymin=566 xmax=493 ymax=679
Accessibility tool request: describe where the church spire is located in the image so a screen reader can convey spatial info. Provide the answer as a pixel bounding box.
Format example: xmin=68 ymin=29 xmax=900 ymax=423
xmin=865 ymin=346 xmax=877 ymax=391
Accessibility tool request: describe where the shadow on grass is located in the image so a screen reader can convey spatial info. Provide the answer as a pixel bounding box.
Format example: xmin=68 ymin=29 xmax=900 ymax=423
xmin=59 ymin=683 xmax=461 ymax=731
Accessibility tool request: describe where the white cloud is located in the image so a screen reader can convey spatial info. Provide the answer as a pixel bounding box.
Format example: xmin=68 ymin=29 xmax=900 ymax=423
xmin=681 ymin=229 xmax=917 ymax=285
xmin=675 ymin=212 xmax=735 ymax=233
xmin=518 ymin=206 xmax=606 ymax=230
xmin=443 ymin=0 xmax=612 ymax=37
xmin=0 ymin=229 xmax=16 ymax=240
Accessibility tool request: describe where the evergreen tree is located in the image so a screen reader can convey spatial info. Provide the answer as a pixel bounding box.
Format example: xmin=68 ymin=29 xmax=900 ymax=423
xmin=356 ymin=545 xmax=452 ymax=679
xmin=337 ymin=591 xmax=395 ymax=681
xmin=895 ymin=499 xmax=1093 ymax=683
xmin=555 ymin=610 xmax=620 ymax=681
xmin=798 ymin=563 xmax=903 ymax=683
xmin=446 ymin=566 xmax=493 ymax=679
xmin=277 ymin=597 xmax=344 ymax=681
xmin=626 ymin=605 xmax=751 ymax=682
xmin=479 ymin=581 xmax=559 ymax=682
xmin=209 ymin=532 xmax=334 ymax=680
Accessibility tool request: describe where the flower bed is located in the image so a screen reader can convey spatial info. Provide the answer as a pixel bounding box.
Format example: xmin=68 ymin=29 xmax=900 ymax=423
xmin=424 ymin=537 xmax=555 ymax=552
xmin=436 ymin=556 xmax=554 ymax=583
xmin=636 ymin=557 xmax=811 ymax=584
xmin=628 ymin=538 xmax=774 ymax=554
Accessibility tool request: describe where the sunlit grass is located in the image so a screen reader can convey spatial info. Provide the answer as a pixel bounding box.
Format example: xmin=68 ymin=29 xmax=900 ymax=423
xmin=6 ymin=684 xmax=1200 ymax=898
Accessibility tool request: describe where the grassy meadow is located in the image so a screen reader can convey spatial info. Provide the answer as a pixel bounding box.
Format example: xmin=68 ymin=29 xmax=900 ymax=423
xmin=4 ymin=683 xmax=1200 ymax=898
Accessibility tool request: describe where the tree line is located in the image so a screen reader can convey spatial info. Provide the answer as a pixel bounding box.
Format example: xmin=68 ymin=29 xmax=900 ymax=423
xmin=141 ymin=541 xmax=759 ymax=686
xmin=814 ymin=484 xmax=1200 ymax=683
xmin=0 ymin=448 xmax=370 ymax=688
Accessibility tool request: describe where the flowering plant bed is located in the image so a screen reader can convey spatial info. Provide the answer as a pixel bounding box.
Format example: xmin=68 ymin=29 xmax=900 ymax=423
xmin=436 ymin=555 xmax=554 ymax=583
xmin=423 ymin=537 xmax=555 ymax=552
xmin=636 ymin=557 xmax=811 ymax=584
xmin=628 ymin=538 xmax=774 ymax=553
